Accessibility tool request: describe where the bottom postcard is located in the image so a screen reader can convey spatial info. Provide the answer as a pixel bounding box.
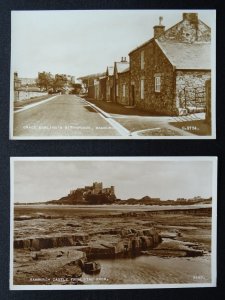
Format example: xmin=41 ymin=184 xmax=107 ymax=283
xmin=10 ymin=157 xmax=217 ymax=289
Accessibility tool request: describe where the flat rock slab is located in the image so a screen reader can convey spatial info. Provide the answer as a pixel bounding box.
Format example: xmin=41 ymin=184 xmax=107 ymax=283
xmin=14 ymin=247 xmax=85 ymax=285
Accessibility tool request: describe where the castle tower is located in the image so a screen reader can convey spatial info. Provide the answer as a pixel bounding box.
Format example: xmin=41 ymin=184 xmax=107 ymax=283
xmin=110 ymin=186 xmax=115 ymax=195
xmin=93 ymin=182 xmax=103 ymax=194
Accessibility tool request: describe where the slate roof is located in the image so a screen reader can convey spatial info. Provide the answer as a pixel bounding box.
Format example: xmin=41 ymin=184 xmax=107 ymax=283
xmin=78 ymin=72 xmax=105 ymax=80
xmin=129 ymin=38 xmax=153 ymax=55
xmin=120 ymin=66 xmax=130 ymax=73
xmin=156 ymin=40 xmax=211 ymax=70
xmin=115 ymin=62 xmax=130 ymax=73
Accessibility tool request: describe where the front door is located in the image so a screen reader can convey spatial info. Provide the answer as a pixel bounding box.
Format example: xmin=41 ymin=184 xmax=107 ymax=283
xmin=110 ymin=87 xmax=113 ymax=102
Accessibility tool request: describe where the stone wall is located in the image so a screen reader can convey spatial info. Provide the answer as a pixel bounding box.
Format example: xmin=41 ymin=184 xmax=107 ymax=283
xmin=158 ymin=19 xmax=211 ymax=43
xmin=176 ymin=70 xmax=211 ymax=114
xmin=129 ymin=40 xmax=177 ymax=115
xmin=15 ymin=91 xmax=48 ymax=102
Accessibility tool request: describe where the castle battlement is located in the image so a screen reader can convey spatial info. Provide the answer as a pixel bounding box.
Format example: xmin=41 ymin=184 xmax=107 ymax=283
xmin=69 ymin=182 xmax=115 ymax=197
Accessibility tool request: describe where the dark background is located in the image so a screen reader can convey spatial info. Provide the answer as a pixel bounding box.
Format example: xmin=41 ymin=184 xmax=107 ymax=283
xmin=0 ymin=0 xmax=224 ymax=299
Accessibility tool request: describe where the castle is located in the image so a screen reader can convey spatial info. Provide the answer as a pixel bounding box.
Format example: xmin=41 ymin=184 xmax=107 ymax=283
xmin=68 ymin=182 xmax=116 ymax=204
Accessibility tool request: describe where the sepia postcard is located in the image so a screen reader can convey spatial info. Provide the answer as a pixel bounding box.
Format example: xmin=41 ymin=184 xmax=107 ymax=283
xmin=10 ymin=10 xmax=216 ymax=139
xmin=10 ymin=157 xmax=217 ymax=290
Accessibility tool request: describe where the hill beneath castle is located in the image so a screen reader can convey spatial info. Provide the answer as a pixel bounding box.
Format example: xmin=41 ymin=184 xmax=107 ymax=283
xmin=46 ymin=188 xmax=116 ymax=205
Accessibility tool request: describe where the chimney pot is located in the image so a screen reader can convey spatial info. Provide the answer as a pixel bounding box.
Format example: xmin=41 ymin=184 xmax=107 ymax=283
xmin=159 ymin=16 xmax=163 ymax=26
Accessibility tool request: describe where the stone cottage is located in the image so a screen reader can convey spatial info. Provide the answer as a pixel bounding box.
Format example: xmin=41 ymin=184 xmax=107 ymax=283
xmin=116 ymin=67 xmax=130 ymax=106
xmin=129 ymin=13 xmax=211 ymax=115
xmin=99 ymin=75 xmax=107 ymax=100
xmin=113 ymin=57 xmax=130 ymax=104
xmin=105 ymin=66 xmax=114 ymax=101
xmin=77 ymin=72 xmax=105 ymax=98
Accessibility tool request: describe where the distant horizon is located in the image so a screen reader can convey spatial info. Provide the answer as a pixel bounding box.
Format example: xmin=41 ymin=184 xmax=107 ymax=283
xmin=14 ymin=181 xmax=212 ymax=204
xmin=14 ymin=194 xmax=212 ymax=205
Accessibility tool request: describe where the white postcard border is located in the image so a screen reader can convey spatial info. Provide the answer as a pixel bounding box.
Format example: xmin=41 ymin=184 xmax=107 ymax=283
xmin=10 ymin=9 xmax=216 ymax=140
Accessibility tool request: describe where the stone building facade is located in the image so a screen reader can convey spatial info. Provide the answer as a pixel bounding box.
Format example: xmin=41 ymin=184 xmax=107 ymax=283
xmin=116 ymin=68 xmax=130 ymax=106
xmin=129 ymin=13 xmax=211 ymax=115
xmin=105 ymin=66 xmax=114 ymax=101
xmin=99 ymin=76 xmax=107 ymax=100
xmin=113 ymin=57 xmax=129 ymax=104
xmin=159 ymin=13 xmax=211 ymax=43
xmin=129 ymin=39 xmax=176 ymax=115
xmin=78 ymin=12 xmax=211 ymax=116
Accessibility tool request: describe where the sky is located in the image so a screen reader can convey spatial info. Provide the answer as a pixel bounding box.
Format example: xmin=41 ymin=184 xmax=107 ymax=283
xmin=11 ymin=10 xmax=214 ymax=79
xmin=13 ymin=159 xmax=214 ymax=203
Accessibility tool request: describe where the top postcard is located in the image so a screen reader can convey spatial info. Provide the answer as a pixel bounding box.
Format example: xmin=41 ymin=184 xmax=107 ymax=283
xmin=10 ymin=10 xmax=216 ymax=139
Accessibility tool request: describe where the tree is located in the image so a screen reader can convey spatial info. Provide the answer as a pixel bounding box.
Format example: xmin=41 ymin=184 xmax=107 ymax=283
xmin=36 ymin=72 xmax=54 ymax=91
xmin=52 ymin=75 xmax=66 ymax=92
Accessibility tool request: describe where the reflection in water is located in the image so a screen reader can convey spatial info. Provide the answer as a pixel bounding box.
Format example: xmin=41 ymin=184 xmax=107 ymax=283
xmin=81 ymin=255 xmax=210 ymax=285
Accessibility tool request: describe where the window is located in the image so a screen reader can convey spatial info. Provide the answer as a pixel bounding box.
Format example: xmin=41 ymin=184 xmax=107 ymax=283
xmin=155 ymin=76 xmax=161 ymax=92
xmin=140 ymin=79 xmax=144 ymax=99
xmin=141 ymin=50 xmax=145 ymax=70
xmin=122 ymin=84 xmax=126 ymax=97
xmin=116 ymin=84 xmax=118 ymax=96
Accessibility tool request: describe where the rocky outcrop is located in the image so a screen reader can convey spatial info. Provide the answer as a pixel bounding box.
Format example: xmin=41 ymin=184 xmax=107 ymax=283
xmin=14 ymin=247 xmax=85 ymax=285
xmin=14 ymin=227 xmax=162 ymax=259
xmin=146 ymin=238 xmax=204 ymax=257
xmin=14 ymin=234 xmax=89 ymax=250
xmin=87 ymin=227 xmax=162 ymax=259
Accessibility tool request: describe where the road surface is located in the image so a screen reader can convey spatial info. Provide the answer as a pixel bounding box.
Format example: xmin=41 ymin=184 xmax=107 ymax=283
xmin=13 ymin=95 xmax=129 ymax=138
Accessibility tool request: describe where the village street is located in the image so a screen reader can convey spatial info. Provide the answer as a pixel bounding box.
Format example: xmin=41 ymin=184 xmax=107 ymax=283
xmin=13 ymin=95 xmax=129 ymax=137
xmin=13 ymin=94 xmax=207 ymax=138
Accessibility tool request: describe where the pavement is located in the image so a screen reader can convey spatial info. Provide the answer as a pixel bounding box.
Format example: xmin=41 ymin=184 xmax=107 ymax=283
xmin=13 ymin=94 xmax=206 ymax=138
xmin=85 ymin=99 xmax=206 ymax=137
xmin=109 ymin=113 xmax=205 ymax=137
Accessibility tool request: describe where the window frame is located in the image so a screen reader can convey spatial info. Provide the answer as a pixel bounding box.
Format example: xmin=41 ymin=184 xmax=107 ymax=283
xmin=140 ymin=79 xmax=144 ymax=100
xmin=155 ymin=76 xmax=161 ymax=93
xmin=141 ymin=50 xmax=145 ymax=70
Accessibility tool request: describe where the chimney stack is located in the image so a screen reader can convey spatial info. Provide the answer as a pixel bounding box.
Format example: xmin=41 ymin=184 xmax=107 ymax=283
xmin=153 ymin=16 xmax=165 ymax=39
xmin=183 ymin=13 xmax=198 ymax=24
xmin=121 ymin=57 xmax=127 ymax=62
